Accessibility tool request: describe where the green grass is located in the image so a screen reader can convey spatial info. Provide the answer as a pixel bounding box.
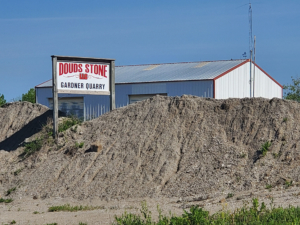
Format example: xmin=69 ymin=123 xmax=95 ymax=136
xmin=58 ymin=116 xmax=82 ymax=133
xmin=48 ymin=204 xmax=104 ymax=212
xmin=0 ymin=198 xmax=13 ymax=203
xmin=6 ymin=187 xmax=16 ymax=196
xmin=113 ymin=199 xmax=300 ymax=225
xmin=260 ymin=141 xmax=271 ymax=157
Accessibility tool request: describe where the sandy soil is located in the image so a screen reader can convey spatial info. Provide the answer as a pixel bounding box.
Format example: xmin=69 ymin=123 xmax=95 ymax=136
xmin=1 ymin=187 xmax=300 ymax=225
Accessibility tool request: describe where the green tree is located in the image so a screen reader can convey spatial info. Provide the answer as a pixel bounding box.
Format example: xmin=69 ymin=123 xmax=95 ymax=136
xmin=284 ymin=77 xmax=300 ymax=102
xmin=22 ymin=88 xmax=36 ymax=103
xmin=0 ymin=94 xmax=6 ymax=107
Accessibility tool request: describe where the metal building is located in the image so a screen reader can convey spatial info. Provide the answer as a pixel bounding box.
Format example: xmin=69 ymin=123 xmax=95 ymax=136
xmin=35 ymin=59 xmax=282 ymax=120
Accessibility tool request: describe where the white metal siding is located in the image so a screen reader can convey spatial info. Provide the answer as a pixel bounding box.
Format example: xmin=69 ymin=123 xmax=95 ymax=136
xmin=253 ymin=65 xmax=282 ymax=98
xmin=215 ymin=63 xmax=250 ymax=99
xmin=215 ymin=62 xmax=282 ymax=99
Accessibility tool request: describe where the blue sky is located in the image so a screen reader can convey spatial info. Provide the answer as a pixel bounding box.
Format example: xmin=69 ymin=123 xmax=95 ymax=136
xmin=1 ymin=0 xmax=299 ymax=101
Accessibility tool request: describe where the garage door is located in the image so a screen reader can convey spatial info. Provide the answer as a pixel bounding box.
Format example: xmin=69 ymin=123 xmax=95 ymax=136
xmin=129 ymin=94 xmax=167 ymax=104
xmin=48 ymin=97 xmax=84 ymax=119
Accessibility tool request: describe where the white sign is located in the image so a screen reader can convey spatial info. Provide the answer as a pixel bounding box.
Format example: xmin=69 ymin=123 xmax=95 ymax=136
xmin=56 ymin=61 xmax=110 ymax=95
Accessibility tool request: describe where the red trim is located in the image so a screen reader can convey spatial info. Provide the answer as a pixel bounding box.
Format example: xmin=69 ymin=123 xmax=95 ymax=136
xmin=35 ymin=79 xmax=52 ymax=88
xmin=253 ymin=62 xmax=283 ymax=89
xmin=213 ymin=59 xmax=250 ymax=81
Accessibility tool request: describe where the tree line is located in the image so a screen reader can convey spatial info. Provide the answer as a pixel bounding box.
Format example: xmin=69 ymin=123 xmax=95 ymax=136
xmin=0 ymin=88 xmax=35 ymax=107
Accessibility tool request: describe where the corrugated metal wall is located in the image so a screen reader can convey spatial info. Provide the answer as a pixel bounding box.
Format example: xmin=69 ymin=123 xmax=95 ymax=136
xmin=116 ymin=80 xmax=213 ymax=106
xmin=215 ymin=62 xmax=282 ymax=99
xmin=253 ymin=65 xmax=282 ymax=98
xmin=215 ymin=63 xmax=250 ymax=99
xmin=36 ymin=87 xmax=110 ymax=120
xmin=37 ymin=80 xmax=213 ymax=120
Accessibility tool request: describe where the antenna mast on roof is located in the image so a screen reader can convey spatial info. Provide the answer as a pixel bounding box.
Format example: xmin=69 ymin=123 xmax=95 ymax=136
xmin=249 ymin=1 xmax=253 ymax=98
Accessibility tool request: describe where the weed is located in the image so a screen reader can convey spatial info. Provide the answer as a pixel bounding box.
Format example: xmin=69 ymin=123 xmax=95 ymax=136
xmin=33 ymin=211 xmax=39 ymax=214
xmin=266 ymin=184 xmax=272 ymax=190
xmin=285 ymin=180 xmax=293 ymax=188
xmin=10 ymin=221 xmax=16 ymax=224
xmin=21 ymin=138 xmax=43 ymax=158
xmin=0 ymin=198 xmax=13 ymax=203
xmin=79 ymin=223 xmax=87 ymax=225
xmin=13 ymin=168 xmax=23 ymax=176
xmin=260 ymin=141 xmax=271 ymax=156
xmin=240 ymin=153 xmax=246 ymax=158
xmin=114 ymin=199 xmax=300 ymax=224
xmin=46 ymin=223 xmax=57 ymax=225
xmin=272 ymin=152 xmax=279 ymax=158
xmin=58 ymin=116 xmax=82 ymax=133
xmin=283 ymin=117 xmax=288 ymax=122
xmin=48 ymin=204 xmax=103 ymax=212
xmin=226 ymin=193 xmax=234 ymax=199
xmin=75 ymin=142 xmax=84 ymax=149
xmin=6 ymin=187 xmax=16 ymax=196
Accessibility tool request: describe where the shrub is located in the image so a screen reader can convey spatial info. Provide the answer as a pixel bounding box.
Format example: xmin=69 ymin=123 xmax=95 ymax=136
xmin=58 ymin=116 xmax=82 ymax=133
xmin=21 ymin=138 xmax=43 ymax=158
xmin=260 ymin=141 xmax=271 ymax=156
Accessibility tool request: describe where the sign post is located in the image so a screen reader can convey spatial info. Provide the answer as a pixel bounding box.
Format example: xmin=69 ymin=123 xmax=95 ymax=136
xmin=51 ymin=56 xmax=115 ymax=143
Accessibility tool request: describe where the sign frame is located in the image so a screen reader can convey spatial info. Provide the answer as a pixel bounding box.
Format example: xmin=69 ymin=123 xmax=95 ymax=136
xmin=51 ymin=55 xmax=115 ymax=143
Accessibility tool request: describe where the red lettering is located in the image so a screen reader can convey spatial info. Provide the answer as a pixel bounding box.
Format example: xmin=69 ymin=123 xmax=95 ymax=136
xmin=99 ymin=65 xmax=104 ymax=76
xmin=79 ymin=73 xmax=88 ymax=80
xmin=74 ymin=64 xmax=78 ymax=73
xmin=59 ymin=63 xmax=63 ymax=75
xmin=64 ymin=63 xmax=68 ymax=74
xmin=78 ymin=64 xmax=82 ymax=72
xmin=103 ymin=65 xmax=107 ymax=78
xmin=90 ymin=64 xmax=94 ymax=74
xmin=94 ymin=65 xmax=98 ymax=74
xmin=85 ymin=64 xmax=89 ymax=73
xmin=68 ymin=63 xmax=73 ymax=73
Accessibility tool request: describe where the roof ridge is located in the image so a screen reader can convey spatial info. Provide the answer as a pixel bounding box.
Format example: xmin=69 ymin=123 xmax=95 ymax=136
xmin=116 ymin=59 xmax=246 ymax=67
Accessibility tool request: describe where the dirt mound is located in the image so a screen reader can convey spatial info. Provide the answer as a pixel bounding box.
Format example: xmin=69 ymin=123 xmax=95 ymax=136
xmin=0 ymin=102 xmax=52 ymax=151
xmin=1 ymin=96 xmax=300 ymax=202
